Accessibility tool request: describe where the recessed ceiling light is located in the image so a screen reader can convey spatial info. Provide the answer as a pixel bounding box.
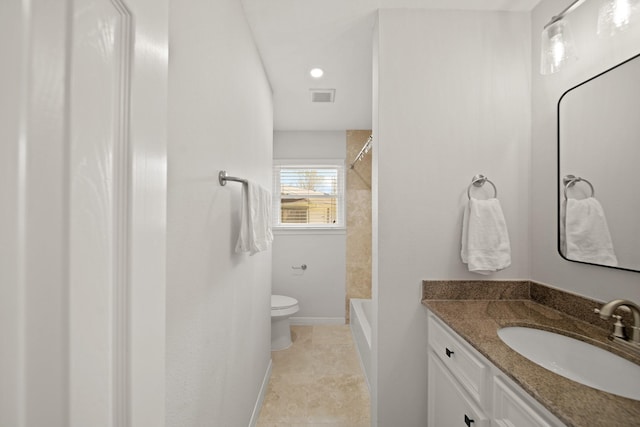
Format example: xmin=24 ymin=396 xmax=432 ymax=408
xmin=310 ymin=68 xmax=324 ymax=78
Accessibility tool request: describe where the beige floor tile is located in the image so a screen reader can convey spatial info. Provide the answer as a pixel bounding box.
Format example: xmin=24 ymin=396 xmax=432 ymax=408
xmin=320 ymin=424 xmax=371 ymax=427
xmin=311 ymin=325 xmax=354 ymax=346
xmin=270 ymin=346 xmax=315 ymax=377
xmin=289 ymin=424 xmax=370 ymax=427
xmin=258 ymin=325 xmax=370 ymax=426
xmin=290 ymin=325 xmax=313 ymax=345
xmin=306 ymin=374 xmax=370 ymax=424
xmin=311 ymin=344 xmax=362 ymax=377
xmin=257 ymin=375 xmax=313 ymax=423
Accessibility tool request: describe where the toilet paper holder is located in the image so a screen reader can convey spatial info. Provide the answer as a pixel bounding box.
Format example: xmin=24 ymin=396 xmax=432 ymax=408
xmin=292 ymin=264 xmax=307 ymax=271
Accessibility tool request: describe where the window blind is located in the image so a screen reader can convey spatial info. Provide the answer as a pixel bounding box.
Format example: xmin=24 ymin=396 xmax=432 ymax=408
xmin=273 ymin=164 xmax=345 ymax=227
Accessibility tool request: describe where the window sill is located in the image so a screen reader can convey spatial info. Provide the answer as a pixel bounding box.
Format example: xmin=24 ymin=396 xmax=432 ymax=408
xmin=272 ymin=227 xmax=346 ymax=236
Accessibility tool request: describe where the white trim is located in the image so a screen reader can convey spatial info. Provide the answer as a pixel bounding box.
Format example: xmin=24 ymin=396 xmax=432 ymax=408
xmin=110 ymin=1 xmax=134 ymax=424
xmin=290 ymin=317 xmax=346 ymax=325
xmin=273 ymin=227 xmax=346 ymax=236
xmin=274 ymin=158 xmax=344 ymax=166
xmin=248 ymin=359 xmax=272 ymax=427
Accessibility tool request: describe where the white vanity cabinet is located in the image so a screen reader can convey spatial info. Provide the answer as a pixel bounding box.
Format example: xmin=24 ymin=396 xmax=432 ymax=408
xmin=492 ymin=375 xmax=558 ymax=427
xmin=427 ymin=312 xmax=565 ymax=427
xmin=428 ymin=352 xmax=490 ymax=427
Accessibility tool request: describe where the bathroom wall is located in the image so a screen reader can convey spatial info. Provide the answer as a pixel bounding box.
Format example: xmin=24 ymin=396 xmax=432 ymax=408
xmin=167 ymin=0 xmax=273 ymax=425
xmin=531 ymin=0 xmax=640 ymax=302
xmin=0 ymin=7 xmax=20 ymax=422
xmin=373 ymin=9 xmax=531 ymax=426
xmin=272 ymin=131 xmax=346 ymax=323
xmin=346 ymin=130 xmax=373 ymax=322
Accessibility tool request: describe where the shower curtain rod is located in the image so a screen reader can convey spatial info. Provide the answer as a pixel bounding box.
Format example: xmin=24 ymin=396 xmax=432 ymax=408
xmin=349 ymin=135 xmax=373 ymax=169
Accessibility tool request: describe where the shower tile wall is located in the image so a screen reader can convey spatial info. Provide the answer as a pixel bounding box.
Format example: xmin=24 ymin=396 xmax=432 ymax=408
xmin=346 ymin=130 xmax=372 ymax=322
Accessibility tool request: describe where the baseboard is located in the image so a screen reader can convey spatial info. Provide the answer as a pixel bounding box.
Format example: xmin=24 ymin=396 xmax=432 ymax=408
xmin=248 ymin=358 xmax=272 ymax=427
xmin=290 ymin=316 xmax=346 ymax=325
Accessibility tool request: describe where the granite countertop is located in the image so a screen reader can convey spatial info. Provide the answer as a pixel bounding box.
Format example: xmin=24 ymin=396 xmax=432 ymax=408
xmin=422 ymin=281 xmax=640 ymax=427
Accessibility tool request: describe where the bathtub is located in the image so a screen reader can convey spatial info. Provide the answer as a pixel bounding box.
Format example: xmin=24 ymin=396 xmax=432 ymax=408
xmin=350 ymin=298 xmax=372 ymax=390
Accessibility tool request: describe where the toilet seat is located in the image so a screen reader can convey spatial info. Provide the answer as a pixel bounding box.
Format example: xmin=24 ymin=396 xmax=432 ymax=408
xmin=272 ymin=295 xmax=297 ymax=309
xmin=271 ymin=295 xmax=299 ymax=317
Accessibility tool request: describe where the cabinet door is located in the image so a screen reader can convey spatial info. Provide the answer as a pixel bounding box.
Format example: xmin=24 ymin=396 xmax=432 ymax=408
xmin=428 ymin=352 xmax=490 ymax=427
xmin=493 ymin=376 xmax=561 ymax=427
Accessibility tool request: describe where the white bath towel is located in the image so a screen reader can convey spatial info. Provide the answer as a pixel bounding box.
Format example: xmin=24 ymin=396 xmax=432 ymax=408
xmin=563 ymin=197 xmax=617 ymax=266
xmin=461 ymin=198 xmax=511 ymax=274
xmin=235 ymin=181 xmax=273 ymax=255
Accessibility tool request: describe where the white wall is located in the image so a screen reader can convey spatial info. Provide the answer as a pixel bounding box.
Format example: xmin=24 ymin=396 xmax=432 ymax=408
xmin=531 ymin=0 xmax=640 ymax=301
xmin=274 ymin=130 xmax=347 ymax=159
xmin=370 ymin=19 xmax=380 ymax=427
xmin=374 ymin=9 xmax=531 ymax=426
xmin=0 ymin=3 xmax=26 ymax=423
xmin=166 ymin=0 xmax=273 ymax=425
xmin=0 ymin=3 xmax=69 ymax=426
xmin=272 ymin=234 xmax=346 ymax=321
xmin=272 ymin=131 xmax=346 ymax=322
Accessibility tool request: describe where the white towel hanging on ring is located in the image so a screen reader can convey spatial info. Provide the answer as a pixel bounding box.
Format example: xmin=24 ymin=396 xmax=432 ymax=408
xmin=461 ymin=197 xmax=511 ymax=275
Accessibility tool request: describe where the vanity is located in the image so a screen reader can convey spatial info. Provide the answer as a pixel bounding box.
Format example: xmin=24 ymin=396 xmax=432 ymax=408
xmin=420 ymin=51 xmax=640 ymax=426
xmin=422 ymin=281 xmax=640 ymax=427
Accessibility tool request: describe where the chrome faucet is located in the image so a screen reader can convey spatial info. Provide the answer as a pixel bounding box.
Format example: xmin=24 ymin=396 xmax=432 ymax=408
xmin=595 ymin=299 xmax=640 ymax=346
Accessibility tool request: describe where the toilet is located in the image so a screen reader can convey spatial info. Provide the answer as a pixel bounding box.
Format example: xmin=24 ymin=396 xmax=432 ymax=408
xmin=271 ymin=295 xmax=299 ymax=351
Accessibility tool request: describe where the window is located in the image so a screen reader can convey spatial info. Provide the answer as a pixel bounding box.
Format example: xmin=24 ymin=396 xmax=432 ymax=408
xmin=273 ymin=161 xmax=345 ymax=228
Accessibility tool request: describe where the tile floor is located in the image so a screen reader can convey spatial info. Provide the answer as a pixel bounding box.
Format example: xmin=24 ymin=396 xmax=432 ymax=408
xmin=257 ymin=325 xmax=371 ymax=427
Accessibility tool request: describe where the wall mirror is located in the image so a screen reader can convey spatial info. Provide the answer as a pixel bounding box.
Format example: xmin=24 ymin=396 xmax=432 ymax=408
xmin=558 ymin=52 xmax=640 ymax=272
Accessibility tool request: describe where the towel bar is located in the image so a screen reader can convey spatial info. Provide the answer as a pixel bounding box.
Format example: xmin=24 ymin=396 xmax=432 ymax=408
xmin=219 ymin=170 xmax=248 ymax=186
xmin=467 ymin=174 xmax=498 ymax=200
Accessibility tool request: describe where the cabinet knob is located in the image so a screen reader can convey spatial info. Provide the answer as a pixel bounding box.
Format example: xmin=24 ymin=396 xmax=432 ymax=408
xmin=464 ymin=414 xmax=474 ymax=426
xmin=445 ymin=347 xmax=454 ymax=358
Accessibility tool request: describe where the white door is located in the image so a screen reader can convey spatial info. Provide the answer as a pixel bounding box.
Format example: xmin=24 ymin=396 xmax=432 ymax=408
xmin=0 ymin=1 xmax=167 ymax=426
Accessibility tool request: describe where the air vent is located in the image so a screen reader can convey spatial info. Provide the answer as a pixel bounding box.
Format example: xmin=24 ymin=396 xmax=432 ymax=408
xmin=310 ymin=89 xmax=335 ymax=103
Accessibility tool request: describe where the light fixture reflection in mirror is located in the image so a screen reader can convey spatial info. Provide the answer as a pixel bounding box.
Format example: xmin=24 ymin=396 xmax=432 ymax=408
xmin=539 ymin=0 xmax=585 ymax=75
xmin=541 ymin=19 xmax=578 ymax=75
xmin=539 ymin=0 xmax=639 ymax=75
xmin=598 ymin=0 xmax=640 ymax=36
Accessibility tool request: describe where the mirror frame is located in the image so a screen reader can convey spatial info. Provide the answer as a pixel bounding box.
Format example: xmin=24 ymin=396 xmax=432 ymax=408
xmin=557 ymin=52 xmax=640 ymax=273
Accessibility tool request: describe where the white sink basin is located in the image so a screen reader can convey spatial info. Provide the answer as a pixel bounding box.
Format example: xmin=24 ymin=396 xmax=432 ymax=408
xmin=498 ymin=326 xmax=640 ymax=401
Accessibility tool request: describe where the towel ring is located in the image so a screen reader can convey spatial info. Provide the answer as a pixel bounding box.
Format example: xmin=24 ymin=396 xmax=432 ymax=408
xmin=467 ymin=174 xmax=497 ymax=200
xmin=563 ymin=174 xmax=595 ymax=200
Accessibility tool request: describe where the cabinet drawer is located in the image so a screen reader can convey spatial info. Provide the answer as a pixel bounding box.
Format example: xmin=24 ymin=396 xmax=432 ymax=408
xmin=428 ymin=352 xmax=490 ymax=427
xmin=493 ymin=376 xmax=561 ymax=427
xmin=428 ymin=314 xmax=488 ymax=405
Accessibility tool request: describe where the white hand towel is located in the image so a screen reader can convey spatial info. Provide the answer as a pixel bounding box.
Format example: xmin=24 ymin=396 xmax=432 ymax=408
xmin=564 ymin=197 xmax=617 ymax=266
xmin=235 ymin=181 xmax=274 ymax=255
xmin=461 ymin=198 xmax=511 ymax=274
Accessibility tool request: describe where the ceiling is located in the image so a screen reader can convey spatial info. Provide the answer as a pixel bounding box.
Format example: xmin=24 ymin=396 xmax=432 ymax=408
xmin=240 ymin=0 xmax=541 ymax=131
